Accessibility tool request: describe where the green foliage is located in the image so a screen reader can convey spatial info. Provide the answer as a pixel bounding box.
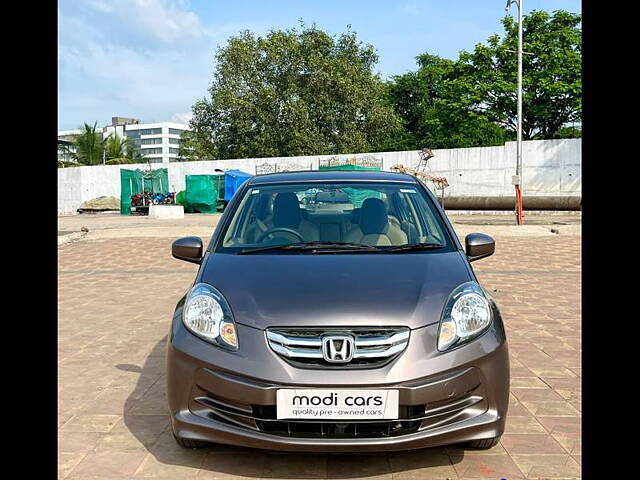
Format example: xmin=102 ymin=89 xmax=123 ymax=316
xmin=73 ymin=122 xmax=105 ymax=165
xmin=386 ymin=54 xmax=508 ymax=149
xmin=66 ymin=124 xmax=144 ymax=166
xmin=57 ymin=140 xmax=78 ymax=166
xmin=70 ymin=10 xmax=582 ymax=165
xmin=57 ymin=159 xmax=79 ymax=168
xmin=178 ymin=100 xmax=217 ymax=161
xmin=182 ymin=25 xmax=402 ymax=160
xmin=104 ymin=134 xmax=140 ymax=164
xmin=554 ymin=125 xmax=581 ymax=139
xmin=386 ymin=10 xmax=580 ymax=149
xmin=456 ymin=10 xmax=581 ymax=140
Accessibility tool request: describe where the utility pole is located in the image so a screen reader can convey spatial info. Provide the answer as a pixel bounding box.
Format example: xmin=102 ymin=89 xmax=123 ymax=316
xmin=506 ymin=0 xmax=524 ymax=225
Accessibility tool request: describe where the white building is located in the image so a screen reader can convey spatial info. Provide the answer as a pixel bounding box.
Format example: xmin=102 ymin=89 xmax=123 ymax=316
xmin=58 ymin=116 xmax=191 ymax=164
xmin=104 ymin=118 xmax=190 ymax=164
xmin=58 ymin=129 xmax=82 ymax=163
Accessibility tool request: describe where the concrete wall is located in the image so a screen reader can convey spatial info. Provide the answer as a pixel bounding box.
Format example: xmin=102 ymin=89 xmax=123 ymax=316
xmin=58 ymin=138 xmax=581 ymax=214
xmin=425 ymin=139 xmax=581 ymax=198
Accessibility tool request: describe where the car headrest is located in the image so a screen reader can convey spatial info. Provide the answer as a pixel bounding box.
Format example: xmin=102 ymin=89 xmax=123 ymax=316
xmin=273 ymin=192 xmax=301 ymax=228
xmin=351 ymin=208 xmax=361 ymax=224
xmin=255 ymin=194 xmax=271 ymax=220
xmin=360 ymin=198 xmax=388 ymax=235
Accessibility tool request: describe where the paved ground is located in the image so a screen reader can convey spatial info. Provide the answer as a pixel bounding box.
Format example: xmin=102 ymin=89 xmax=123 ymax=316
xmin=58 ymin=214 xmax=581 ymax=479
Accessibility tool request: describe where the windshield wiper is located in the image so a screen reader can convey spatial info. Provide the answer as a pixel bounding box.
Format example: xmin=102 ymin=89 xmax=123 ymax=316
xmin=238 ymin=241 xmax=382 ymax=254
xmin=387 ymin=242 xmax=446 ymax=253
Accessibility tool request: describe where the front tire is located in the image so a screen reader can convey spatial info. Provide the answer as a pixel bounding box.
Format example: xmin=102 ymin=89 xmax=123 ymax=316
xmin=172 ymin=433 xmax=209 ymax=449
xmin=467 ymin=436 xmax=501 ymax=449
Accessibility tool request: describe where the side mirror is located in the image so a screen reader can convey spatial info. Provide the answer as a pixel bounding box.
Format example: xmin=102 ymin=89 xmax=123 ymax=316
xmin=465 ymin=233 xmax=495 ymax=262
xmin=172 ymin=236 xmax=203 ymax=264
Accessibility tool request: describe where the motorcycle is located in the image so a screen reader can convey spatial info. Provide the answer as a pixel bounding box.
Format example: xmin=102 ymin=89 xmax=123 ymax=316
xmin=131 ymin=192 xmax=176 ymax=207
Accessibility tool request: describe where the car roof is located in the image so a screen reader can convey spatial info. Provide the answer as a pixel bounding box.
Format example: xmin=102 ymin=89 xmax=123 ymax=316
xmin=247 ymin=169 xmax=419 ymax=185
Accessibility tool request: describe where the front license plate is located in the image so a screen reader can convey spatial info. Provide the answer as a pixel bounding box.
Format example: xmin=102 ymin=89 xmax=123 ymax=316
xmin=276 ymin=389 xmax=399 ymax=420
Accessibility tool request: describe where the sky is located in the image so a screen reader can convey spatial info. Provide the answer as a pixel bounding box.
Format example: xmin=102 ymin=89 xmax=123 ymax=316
xmin=58 ymin=0 xmax=581 ymax=130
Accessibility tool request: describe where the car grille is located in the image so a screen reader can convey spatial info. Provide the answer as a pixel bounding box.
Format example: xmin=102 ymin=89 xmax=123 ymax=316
xmin=265 ymin=327 xmax=410 ymax=368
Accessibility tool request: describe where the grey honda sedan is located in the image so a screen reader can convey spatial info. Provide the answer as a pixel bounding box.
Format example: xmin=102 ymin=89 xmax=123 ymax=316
xmin=167 ymin=170 xmax=509 ymax=452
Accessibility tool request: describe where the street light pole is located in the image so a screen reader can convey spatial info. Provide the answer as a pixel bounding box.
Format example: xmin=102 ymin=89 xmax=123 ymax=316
xmin=506 ymin=0 xmax=524 ymax=225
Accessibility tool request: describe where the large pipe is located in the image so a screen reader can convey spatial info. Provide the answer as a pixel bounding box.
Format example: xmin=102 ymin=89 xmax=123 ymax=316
xmin=442 ymin=196 xmax=581 ymax=211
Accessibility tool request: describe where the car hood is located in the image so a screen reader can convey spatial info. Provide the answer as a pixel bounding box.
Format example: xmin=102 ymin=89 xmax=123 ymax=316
xmin=198 ymin=251 xmax=473 ymax=330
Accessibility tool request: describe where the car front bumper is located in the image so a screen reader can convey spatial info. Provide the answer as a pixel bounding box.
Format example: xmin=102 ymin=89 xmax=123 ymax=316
xmin=167 ymin=314 xmax=509 ymax=452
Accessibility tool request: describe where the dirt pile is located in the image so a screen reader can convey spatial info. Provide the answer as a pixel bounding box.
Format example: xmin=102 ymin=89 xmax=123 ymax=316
xmin=78 ymin=196 xmax=120 ymax=212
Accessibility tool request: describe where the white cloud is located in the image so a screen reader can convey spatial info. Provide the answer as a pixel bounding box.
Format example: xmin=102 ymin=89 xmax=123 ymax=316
xmin=58 ymin=0 xmax=221 ymax=129
xmin=78 ymin=0 xmax=207 ymax=46
xmin=59 ymin=0 xmax=270 ymax=129
xmin=85 ymin=0 xmax=114 ymax=13
xmin=59 ymin=41 xmax=211 ymax=125
xmin=172 ymin=112 xmax=194 ymax=124
xmin=112 ymin=0 xmax=207 ymax=45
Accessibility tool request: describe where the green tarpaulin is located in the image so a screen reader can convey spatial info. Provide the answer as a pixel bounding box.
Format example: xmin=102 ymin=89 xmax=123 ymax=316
xmin=318 ymin=164 xmax=382 ymax=207
xmin=120 ymin=168 xmax=169 ymax=215
xmin=341 ymin=187 xmax=383 ymax=208
xmin=184 ymin=174 xmax=225 ymax=213
xmin=175 ymin=190 xmax=187 ymax=207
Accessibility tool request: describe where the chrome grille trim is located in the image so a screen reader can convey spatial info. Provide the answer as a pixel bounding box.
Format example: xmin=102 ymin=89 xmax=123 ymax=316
xmin=353 ymin=342 xmax=408 ymax=358
xmin=266 ymin=331 xmax=322 ymax=348
xmin=354 ymin=330 xmax=410 ymax=347
xmin=268 ymin=342 xmax=324 ymax=359
xmin=266 ymin=327 xmax=410 ymax=367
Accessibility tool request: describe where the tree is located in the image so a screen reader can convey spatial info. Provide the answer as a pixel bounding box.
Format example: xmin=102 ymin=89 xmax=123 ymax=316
xmin=386 ymin=54 xmax=507 ymax=149
xmin=73 ymin=122 xmax=105 ymax=165
xmin=182 ymin=25 xmax=402 ymax=160
xmin=178 ymin=100 xmax=217 ymax=161
xmin=457 ymin=10 xmax=581 ymax=140
xmin=386 ymin=9 xmax=580 ymax=149
xmin=104 ymin=134 xmax=140 ymax=164
xmin=58 ymin=139 xmax=78 ymax=167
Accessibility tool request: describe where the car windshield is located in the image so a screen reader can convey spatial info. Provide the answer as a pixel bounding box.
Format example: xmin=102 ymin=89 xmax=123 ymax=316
xmin=218 ymin=181 xmax=451 ymax=253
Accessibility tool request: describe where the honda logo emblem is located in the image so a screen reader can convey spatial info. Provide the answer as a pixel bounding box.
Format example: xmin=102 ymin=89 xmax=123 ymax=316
xmin=322 ymin=335 xmax=354 ymax=363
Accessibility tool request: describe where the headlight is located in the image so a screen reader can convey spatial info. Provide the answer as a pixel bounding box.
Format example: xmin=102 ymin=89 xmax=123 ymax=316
xmin=437 ymin=282 xmax=491 ymax=351
xmin=183 ymin=283 xmax=238 ymax=350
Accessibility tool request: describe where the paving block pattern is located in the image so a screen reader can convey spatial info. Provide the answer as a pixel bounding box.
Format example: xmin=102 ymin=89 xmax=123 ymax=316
xmin=58 ymin=234 xmax=581 ymax=479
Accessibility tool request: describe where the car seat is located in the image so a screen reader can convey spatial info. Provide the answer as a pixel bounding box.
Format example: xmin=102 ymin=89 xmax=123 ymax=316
xmin=345 ymin=198 xmax=408 ymax=246
xmin=271 ymin=192 xmax=320 ymax=242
